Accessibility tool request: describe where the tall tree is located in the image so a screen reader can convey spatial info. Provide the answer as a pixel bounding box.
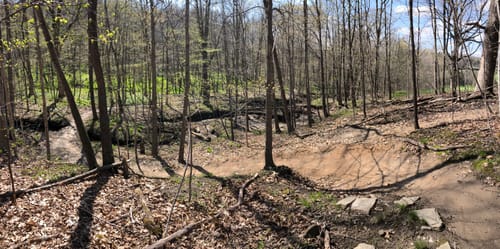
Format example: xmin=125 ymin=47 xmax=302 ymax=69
xmin=315 ymin=0 xmax=328 ymax=118
xmin=477 ymin=0 xmax=499 ymax=95
xmin=35 ymin=5 xmax=99 ymax=169
xmin=264 ymin=0 xmax=276 ymax=169
xmin=149 ymin=0 xmax=159 ymax=157
xmin=179 ymin=0 xmax=191 ymax=163
xmin=195 ymin=0 xmax=212 ymax=106
xmin=304 ymin=0 xmax=313 ymax=127
xmin=88 ymin=0 xmax=114 ymax=166
xmin=34 ymin=7 xmax=51 ymax=160
xmin=409 ymin=0 xmax=420 ymax=129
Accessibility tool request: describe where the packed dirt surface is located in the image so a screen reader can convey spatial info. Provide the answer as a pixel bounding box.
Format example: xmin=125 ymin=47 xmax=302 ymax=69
xmin=157 ymin=98 xmax=499 ymax=248
xmin=2 ymin=97 xmax=499 ymax=248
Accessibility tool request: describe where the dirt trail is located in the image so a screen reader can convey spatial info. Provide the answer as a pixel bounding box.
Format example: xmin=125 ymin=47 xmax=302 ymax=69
xmin=188 ymin=104 xmax=499 ymax=248
xmin=402 ymin=161 xmax=500 ymax=248
xmin=49 ymin=108 xmax=95 ymax=164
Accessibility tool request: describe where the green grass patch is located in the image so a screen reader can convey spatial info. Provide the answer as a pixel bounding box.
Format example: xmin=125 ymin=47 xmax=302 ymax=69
xmin=413 ymin=239 xmax=430 ymax=249
xmin=472 ymin=155 xmax=500 ymax=182
xmin=297 ymin=191 xmax=336 ymax=209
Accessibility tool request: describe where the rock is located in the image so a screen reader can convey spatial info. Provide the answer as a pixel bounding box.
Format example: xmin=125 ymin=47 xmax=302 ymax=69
xmin=436 ymin=242 xmax=452 ymax=249
xmin=301 ymin=224 xmax=321 ymax=238
xmin=353 ymin=243 xmax=375 ymax=249
xmin=337 ymin=196 xmax=357 ymax=208
xmin=351 ymin=197 xmax=377 ymax=215
xmin=394 ymin=196 xmax=420 ymax=206
xmin=414 ymin=208 xmax=444 ymax=230
xmin=378 ymin=229 xmax=393 ymax=239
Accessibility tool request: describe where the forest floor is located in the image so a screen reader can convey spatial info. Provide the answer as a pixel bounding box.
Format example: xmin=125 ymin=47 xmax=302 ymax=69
xmin=1 ymin=96 xmax=499 ymax=248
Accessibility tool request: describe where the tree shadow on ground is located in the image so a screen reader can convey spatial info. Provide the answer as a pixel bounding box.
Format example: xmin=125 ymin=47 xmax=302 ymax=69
xmin=69 ymin=172 xmax=112 ymax=249
xmin=154 ymin=155 xmax=177 ymax=176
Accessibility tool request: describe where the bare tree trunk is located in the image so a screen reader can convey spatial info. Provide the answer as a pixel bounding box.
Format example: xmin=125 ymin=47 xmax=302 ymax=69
xmin=273 ymin=47 xmax=293 ymax=134
xmin=88 ymin=0 xmax=114 ymax=166
xmin=195 ymin=0 xmax=212 ymax=106
xmin=36 ymin=6 xmax=98 ymax=169
xmin=178 ymin=0 xmax=191 ymax=163
xmin=477 ymin=0 xmax=499 ymax=95
xmin=409 ymin=0 xmax=420 ymax=129
xmin=263 ymin=0 xmax=275 ymax=169
xmin=304 ymin=0 xmax=313 ymax=127
xmin=149 ymin=0 xmax=159 ymax=157
xmin=34 ymin=8 xmax=51 ymax=161
xmin=315 ymin=0 xmax=329 ymax=118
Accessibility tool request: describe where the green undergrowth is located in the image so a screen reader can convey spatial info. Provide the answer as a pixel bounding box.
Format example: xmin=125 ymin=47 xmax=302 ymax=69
xmin=472 ymin=155 xmax=500 ymax=182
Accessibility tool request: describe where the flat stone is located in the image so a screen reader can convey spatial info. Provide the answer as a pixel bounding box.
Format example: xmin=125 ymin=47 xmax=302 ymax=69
xmin=436 ymin=242 xmax=452 ymax=249
xmin=351 ymin=197 xmax=377 ymax=215
xmin=301 ymin=224 xmax=321 ymax=238
xmin=394 ymin=196 xmax=420 ymax=206
xmin=337 ymin=196 xmax=357 ymax=208
xmin=353 ymin=243 xmax=375 ymax=249
xmin=414 ymin=208 xmax=444 ymax=230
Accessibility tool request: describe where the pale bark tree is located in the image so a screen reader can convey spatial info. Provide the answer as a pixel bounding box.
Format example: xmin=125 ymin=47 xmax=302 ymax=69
xmin=476 ymin=0 xmax=499 ymax=95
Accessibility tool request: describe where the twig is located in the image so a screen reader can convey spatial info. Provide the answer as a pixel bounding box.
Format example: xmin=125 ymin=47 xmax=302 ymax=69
xmin=145 ymin=173 xmax=259 ymax=249
xmin=1 ymin=161 xmax=127 ymax=199
xmin=11 ymin=234 xmax=59 ymax=249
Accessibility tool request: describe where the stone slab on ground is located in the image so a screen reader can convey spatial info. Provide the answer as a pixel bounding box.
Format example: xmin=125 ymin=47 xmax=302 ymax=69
xmin=353 ymin=243 xmax=375 ymax=249
xmin=394 ymin=196 xmax=419 ymax=206
xmin=436 ymin=242 xmax=451 ymax=249
xmin=337 ymin=196 xmax=357 ymax=208
xmin=414 ymin=208 xmax=443 ymax=230
xmin=351 ymin=197 xmax=377 ymax=215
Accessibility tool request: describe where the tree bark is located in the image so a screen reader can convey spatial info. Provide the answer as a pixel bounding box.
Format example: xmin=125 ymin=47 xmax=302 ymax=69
xmin=34 ymin=7 xmax=51 ymax=160
xmin=409 ymin=0 xmax=420 ymax=129
xmin=36 ymin=6 xmax=99 ymax=169
xmin=477 ymin=0 xmax=499 ymax=95
xmin=178 ymin=0 xmax=191 ymax=163
xmin=88 ymin=0 xmax=115 ymax=166
xmin=264 ymin=0 xmax=275 ymax=169
xmin=149 ymin=0 xmax=159 ymax=157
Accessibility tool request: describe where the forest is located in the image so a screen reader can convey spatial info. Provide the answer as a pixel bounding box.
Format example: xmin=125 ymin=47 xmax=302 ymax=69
xmin=0 ymin=0 xmax=499 ymax=248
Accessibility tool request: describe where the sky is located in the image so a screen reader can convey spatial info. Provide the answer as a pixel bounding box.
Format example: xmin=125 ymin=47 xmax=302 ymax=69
xmin=391 ymin=0 xmax=488 ymax=55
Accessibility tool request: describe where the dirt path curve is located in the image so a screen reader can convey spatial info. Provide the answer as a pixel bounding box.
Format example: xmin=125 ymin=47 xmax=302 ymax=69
xmin=186 ymin=104 xmax=499 ymax=248
xmin=401 ymin=161 xmax=500 ymax=248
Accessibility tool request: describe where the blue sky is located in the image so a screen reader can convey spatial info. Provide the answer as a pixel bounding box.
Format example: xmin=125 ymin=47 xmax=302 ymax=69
xmin=391 ymin=0 xmax=487 ymax=55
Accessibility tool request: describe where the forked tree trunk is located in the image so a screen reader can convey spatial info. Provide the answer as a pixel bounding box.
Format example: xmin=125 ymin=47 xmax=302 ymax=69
xmin=477 ymin=0 xmax=499 ymax=95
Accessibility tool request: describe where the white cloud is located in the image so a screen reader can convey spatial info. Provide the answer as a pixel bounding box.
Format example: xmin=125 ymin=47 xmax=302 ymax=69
xmin=394 ymin=5 xmax=407 ymax=14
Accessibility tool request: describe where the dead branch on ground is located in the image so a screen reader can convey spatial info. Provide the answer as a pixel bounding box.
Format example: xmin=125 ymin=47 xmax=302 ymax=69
xmin=145 ymin=173 xmax=259 ymax=249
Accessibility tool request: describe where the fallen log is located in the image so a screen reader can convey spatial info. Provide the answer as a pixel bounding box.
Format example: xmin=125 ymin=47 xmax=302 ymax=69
xmin=145 ymin=173 xmax=259 ymax=249
xmin=1 ymin=160 xmax=128 ymax=199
